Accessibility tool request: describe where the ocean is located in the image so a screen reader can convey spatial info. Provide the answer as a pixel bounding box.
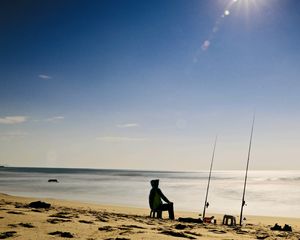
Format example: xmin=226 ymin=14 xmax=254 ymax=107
xmin=0 ymin=167 xmax=299 ymax=218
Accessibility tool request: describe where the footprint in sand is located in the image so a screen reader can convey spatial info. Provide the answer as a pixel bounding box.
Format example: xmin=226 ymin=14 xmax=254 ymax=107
xmin=95 ymin=216 xmax=109 ymax=222
xmin=98 ymin=226 xmax=115 ymax=232
xmin=174 ymin=224 xmax=188 ymax=230
xmin=119 ymin=230 xmax=132 ymax=235
xmin=104 ymin=238 xmax=130 ymax=240
xmin=8 ymin=223 xmax=34 ymax=228
xmin=256 ymin=233 xmax=270 ymax=239
xmin=145 ymin=221 xmax=156 ymax=225
xmin=0 ymin=208 xmax=9 ymax=211
xmin=14 ymin=203 xmax=28 ymax=208
xmin=0 ymin=231 xmax=17 ymax=239
xmin=78 ymin=220 xmax=94 ymax=224
xmin=120 ymin=225 xmax=146 ymax=229
xmin=18 ymin=223 xmax=35 ymax=228
xmin=184 ymin=231 xmax=202 ymax=237
xmin=31 ymin=209 xmax=42 ymax=213
xmin=49 ymin=212 xmax=74 ymax=219
xmin=6 ymin=211 xmax=24 ymax=215
xmin=47 ymin=218 xmax=72 ymax=224
xmin=8 ymin=224 xmax=18 ymax=228
xmin=276 ymin=232 xmax=288 ymax=237
xmin=208 ymin=229 xmax=227 ymax=234
xmin=160 ymin=230 xmax=197 ymax=239
xmin=48 ymin=231 xmax=74 ymax=238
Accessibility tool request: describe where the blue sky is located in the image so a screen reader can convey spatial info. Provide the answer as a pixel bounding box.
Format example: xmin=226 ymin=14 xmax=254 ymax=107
xmin=1 ymin=0 xmax=300 ymax=170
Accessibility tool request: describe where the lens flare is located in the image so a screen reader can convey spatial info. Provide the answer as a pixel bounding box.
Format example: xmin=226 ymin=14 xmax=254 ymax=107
xmin=204 ymin=40 xmax=210 ymax=47
xmin=225 ymin=10 xmax=230 ymax=15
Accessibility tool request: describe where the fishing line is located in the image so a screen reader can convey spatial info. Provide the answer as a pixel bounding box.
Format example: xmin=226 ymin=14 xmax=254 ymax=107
xmin=203 ymin=134 xmax=218 ymax=220
xmin=240 ymin=112 xmax=256 ymax=226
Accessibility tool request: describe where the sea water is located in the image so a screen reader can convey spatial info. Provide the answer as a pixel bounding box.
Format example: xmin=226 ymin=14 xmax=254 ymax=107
xmin=0 ymin=167 xmax=299 ymax=218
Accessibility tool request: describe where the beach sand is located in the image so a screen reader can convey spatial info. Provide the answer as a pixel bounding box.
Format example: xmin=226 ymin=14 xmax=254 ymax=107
xmin=1 ymin=193 xmax=300 ymax=239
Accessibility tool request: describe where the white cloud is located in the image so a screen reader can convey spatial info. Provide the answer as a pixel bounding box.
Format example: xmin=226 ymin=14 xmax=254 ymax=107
xmin=0 ymin=116 xmax=28 ymax=124
xmin=39 ymin=75 xmax=52 ymax=79
xmin=6 ymin=131 xmax=27 ymax=136
xmin=45 ymin=116 xmax=64 ymax=122
xmin=116 ymin=124 xmax=139 ymax=128
xmin=95 ymin=137 xmax=146 ymax=142
xmin=0 ymin=131 xmax=28 ymax=140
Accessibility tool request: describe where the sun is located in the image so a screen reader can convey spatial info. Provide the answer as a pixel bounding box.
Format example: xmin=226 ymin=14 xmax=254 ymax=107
xmin=223 ymin=0 xmax=263 ymax=21
xmin=199 ymin=0 xmax=265 ymax=52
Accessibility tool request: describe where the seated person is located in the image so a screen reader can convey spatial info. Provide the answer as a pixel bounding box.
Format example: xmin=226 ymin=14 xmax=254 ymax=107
xmin=149 ymin=179 xmax=174 ymax=220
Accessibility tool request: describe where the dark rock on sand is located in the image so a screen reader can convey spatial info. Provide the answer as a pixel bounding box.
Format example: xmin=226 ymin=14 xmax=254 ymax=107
xmin=48 ymin=179 xmax=59 ymax=182
xmin=28 ymin=201 xmax=51 ymax=209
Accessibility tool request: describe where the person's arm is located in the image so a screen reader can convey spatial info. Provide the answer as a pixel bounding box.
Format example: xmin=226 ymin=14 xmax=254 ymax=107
xmin=157 ymin=188 xmax=171 ymax=203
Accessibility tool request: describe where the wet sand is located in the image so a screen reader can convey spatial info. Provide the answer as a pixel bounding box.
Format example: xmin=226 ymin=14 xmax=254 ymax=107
xmin=1 ymin=193 xmax=300 ymax=239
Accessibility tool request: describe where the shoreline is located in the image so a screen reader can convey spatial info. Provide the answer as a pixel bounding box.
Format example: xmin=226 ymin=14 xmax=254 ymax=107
xmin=2 ymin=168 xmax=300 ymax=219
xmin=1 ymin=192 xmax=300 ymax=225
xmin=1 ymin=193 xmax=300 ymax=239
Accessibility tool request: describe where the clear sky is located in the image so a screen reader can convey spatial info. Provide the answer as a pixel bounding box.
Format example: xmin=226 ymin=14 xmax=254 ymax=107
xmin=1 ymin=0 xmax=300 ymax=171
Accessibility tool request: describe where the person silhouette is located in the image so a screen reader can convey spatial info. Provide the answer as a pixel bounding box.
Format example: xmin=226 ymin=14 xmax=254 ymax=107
xmin=149 ymin=179 xmax=174 ymax=220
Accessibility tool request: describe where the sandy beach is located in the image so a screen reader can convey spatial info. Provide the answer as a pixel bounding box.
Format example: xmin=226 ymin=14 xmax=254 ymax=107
xmin=1 ymin=193 xmax=300 ymax=239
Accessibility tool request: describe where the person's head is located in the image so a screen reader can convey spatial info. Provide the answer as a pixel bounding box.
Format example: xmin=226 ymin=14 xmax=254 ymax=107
xmin=150 ymin=179 xmax=159 ymax=188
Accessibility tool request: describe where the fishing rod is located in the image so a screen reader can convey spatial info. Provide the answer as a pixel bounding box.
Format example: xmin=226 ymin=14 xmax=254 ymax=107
xmin=203 ymin=134 xmax=218 ymax=220
xmin=239 ymin=113 xmax=255 ymax=226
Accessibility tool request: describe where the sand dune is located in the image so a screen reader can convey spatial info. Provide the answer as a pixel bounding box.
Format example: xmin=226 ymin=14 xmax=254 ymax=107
xmin=0 ymin=193 xmax=300 ymax=239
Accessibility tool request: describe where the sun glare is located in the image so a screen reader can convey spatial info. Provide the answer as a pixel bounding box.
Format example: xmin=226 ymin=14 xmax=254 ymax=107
xmin=221 ymin=0 xmax=264 ymax=25
xmin=200 ymin=0 xmax=265 ymax=52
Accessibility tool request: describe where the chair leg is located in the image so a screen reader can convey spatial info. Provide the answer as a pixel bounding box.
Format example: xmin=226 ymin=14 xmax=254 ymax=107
xmin=150 ymin=210 xmax=162 ymax=218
